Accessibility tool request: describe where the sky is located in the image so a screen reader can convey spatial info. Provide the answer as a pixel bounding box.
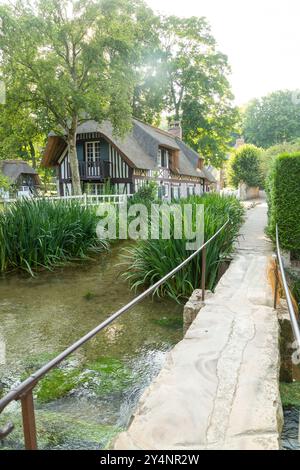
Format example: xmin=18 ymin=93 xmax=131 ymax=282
xmin=146 ymin=0 xmax=300 ymax=105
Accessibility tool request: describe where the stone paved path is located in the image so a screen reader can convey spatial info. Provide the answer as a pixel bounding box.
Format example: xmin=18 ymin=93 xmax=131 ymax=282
xmin=236 ymin=201 xmax=272 ymax=254
xmin=113 ymin=200 xmax=283 ymax=450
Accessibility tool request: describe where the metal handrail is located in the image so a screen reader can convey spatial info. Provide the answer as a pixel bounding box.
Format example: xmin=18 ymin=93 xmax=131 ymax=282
xmin=275 ymin=225 xmax=300 ymax=350
xmin=0 ymin=218 xmax=230 ymax=449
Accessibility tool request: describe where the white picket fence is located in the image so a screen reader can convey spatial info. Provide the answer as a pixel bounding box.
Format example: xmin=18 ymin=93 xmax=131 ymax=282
xmin=1 ymin=194 xmax=133 ymax=206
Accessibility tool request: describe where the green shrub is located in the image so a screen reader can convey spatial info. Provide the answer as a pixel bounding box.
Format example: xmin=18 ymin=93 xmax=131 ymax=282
xmin=267 ymin=153 xmax=300 ymax=254
xmin=228 ymin=144 xmax=263 ymax=188
xmin=260 ymin=139 xmax=300 ymax=181
xmin=0 ymin=199 xmax=108 ymax=274
xmin=122 ymin=193 xmax=244 ymax=301
xmin=129 ymin=181 xmax=158 ymax=205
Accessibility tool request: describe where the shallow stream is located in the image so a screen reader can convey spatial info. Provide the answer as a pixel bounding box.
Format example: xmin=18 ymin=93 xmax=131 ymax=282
xmin=0 ymin=244 xmax=182 ymax=449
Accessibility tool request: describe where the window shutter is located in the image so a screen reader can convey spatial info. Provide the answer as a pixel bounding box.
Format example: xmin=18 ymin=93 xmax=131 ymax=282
xmin=170 ymin=150 xmax=179 ymax=173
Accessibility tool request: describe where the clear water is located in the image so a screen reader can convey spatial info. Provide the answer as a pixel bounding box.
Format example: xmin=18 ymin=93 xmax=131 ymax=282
xmin=0 ymin=244 xmax=182 ymax=449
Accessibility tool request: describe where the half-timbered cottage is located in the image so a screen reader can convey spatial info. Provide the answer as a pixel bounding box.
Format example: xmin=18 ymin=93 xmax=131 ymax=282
xmin=42 ymin=119 xmax=216 ymax=200
xmin=0 ymin=160 xmax=40 ymax=199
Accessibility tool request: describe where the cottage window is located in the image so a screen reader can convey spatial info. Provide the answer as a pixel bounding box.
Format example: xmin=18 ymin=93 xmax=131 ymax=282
xmin=85 ymin=183 xmax=104 ymax=195
xmin=171 ymin=185 xmax=180 ymax=200
xmin=158 ymin=184 xmax=169 ymax=199
xmin=187 ymin=185 xmax=195 ymax=197
xmin=86 ymin=141 xmax=101 ymax=162
xmin=157 ymin=148 xmax=169 ymax=168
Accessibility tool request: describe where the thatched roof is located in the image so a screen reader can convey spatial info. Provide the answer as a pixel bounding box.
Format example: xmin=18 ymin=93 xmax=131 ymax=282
xmin=43 ymin=119 xmax=214 ymax=181
xmin=0 ymin=160 xmax=40 ymax=184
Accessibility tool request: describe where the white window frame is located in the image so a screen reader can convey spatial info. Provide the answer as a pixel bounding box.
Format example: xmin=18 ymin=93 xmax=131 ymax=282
xmin=157 ymin=148 xmax=169 ymax=169
xmin=187 ymin=184 xmax=195 ymax=197
xmin=157 ymin=149 xmax=162 ymax=167
xmin=86 ymin=141 xmax=101 ymax=162
xmin=171 ymin=184 xmax=180 ymax=200
xmin=86 ymin=183 xmax=104 ymax=196
xmin=163 ymin=182 xmax=169 ymax=198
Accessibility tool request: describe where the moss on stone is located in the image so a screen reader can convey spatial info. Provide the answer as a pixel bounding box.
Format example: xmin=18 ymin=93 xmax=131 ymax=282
xmin=0 ymin=409 xmax=121 ymax=450
xmin=85 ymin=357 xmax=133 ymax=396
xmin=36 ymin=368 xmax=87 ymax=403
xmin=18 ymin=354 xmax=136 ymax=405
xmin=280 ymin=382 xmax=300 ymax=407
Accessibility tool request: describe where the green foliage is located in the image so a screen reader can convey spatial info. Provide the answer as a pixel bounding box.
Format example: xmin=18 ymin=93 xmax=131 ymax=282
xmin=0 ymin=98 xmax=47 ymax=168
xmin=129 ymin=181 xmax=158 ymax=205
xmin=280 ymin=382 xmax=300 ymax=407
xmin=267 ymin=153 xmax=300 ymax=253
xmin=122 ymin=193 xmax=244 ymax=301
xmin=228 ymin=144 xmax=262 ymax=188
xmin=243 ymin=90 xmax=300 ymax=148
xmin=0 ymin=199 xmax=108 ymax=274
xmin=0 ymin=171 xmax=10 ymax=191
xmin=260 ymin=139 xmax=300 ymax=181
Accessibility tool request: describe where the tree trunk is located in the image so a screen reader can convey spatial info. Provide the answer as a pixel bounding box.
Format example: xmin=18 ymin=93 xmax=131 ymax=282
xmin=29 ymin=141 xmax=36 ymax=169
xmin=67 ymin=117 xmax=82 ymax=196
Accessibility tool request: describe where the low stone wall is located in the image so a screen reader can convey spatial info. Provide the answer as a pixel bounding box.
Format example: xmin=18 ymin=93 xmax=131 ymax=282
xmin=183 ymin=289 xmax=212 ymax=334
xmin=239 ymin=183 xmax=260 ymax=201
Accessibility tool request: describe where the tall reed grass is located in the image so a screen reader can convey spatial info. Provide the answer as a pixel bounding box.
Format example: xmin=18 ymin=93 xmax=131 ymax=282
xmin=0 ymin=199 xmax=108 ymax=275
xmin=122 ymin=193 xmax=244 ymax=301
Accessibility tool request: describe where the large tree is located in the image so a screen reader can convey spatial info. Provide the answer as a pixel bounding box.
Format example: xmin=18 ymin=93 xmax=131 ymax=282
xmin=227 ymin=144 xmax=262 ymax=189
xmin=160 ymin=16 xmax=238 ymax=167
xmin=243 ymin=90 xmax=300 ymax=148
xmin=0 ymin=0 xmax=155 ymax=194
xmin=0 ymin=94 xmax=47 ymax=168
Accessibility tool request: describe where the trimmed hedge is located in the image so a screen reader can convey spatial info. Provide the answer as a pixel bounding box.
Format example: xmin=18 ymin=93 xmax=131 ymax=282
xmin=267 ymin=152 xmax=300 ymax=253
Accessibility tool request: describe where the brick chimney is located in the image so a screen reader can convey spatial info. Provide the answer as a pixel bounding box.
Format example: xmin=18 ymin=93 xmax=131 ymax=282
xmin=168 ymin=121 xmax=182 ymax=140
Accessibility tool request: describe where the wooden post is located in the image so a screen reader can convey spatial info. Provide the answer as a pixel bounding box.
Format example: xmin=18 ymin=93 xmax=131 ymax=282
xmin=201 ymin=246 xmax=206 ymax=302
xmin=21 ymin=390 xmax=37 ymax=450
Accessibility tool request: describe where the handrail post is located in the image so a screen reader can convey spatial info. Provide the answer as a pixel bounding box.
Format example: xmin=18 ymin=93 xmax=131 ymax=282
xmin=201 ymin=245 xmax=206 ymax=302
xmin=20 ymin=390 xmax=37 ymax=450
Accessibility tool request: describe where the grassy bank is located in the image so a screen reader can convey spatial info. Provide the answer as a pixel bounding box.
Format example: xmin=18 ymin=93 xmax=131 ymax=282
xmin=0 ymin=199 xmax=108 ymax=275
xmin=122 ymin=193 xmax=244 ymax=301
